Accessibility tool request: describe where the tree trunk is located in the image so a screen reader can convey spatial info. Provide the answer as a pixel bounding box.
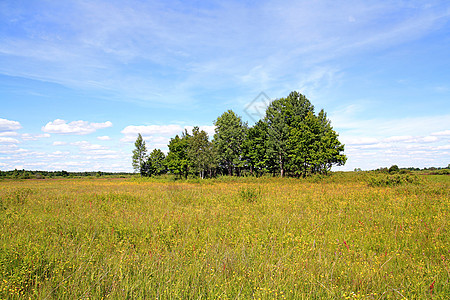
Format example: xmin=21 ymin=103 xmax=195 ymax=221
xmin=279 ymin=153 xmax=284 ymax=177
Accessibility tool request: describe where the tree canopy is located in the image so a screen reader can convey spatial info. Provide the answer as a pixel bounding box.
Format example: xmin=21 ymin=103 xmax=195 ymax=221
xmin=213 ymin=110 xmax=248 ymax=176
xmin=131 ymin=91 xmax=346 ymax=178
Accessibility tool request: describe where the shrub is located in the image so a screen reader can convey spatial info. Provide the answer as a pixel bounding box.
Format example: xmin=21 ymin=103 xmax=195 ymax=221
xmin=388 ymin=165 xmax=399 ymax=174
xmin=239 ymin=186 xmax=261 ymax=203
xmin=368 ymin=174 xmax=422 ymax=187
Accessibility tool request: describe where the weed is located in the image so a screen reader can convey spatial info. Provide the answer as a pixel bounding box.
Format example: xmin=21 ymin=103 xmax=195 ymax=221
xmin=238 ymin=186 xmax=261 ymax=203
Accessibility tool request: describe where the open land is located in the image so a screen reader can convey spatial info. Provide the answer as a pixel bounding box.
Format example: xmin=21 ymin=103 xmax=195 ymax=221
xmin=0 ymin=173 xmax=449 ymax=299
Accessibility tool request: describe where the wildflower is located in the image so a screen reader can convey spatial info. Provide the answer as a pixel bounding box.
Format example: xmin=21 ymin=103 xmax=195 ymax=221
xmin=343 ymin=240 xmax=349 ymax=251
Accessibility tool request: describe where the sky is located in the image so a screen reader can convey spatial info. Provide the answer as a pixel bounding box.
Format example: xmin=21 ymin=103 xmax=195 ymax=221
xmin=1 ymin=0 xmax=450 ymax=172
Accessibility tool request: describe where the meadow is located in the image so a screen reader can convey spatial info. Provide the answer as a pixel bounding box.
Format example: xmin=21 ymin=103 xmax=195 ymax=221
xmin=0 ymin=173 xmax=448 ymax=299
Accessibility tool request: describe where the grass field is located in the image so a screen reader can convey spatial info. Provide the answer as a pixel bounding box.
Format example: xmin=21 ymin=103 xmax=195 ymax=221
xmin=0 ymin=173 xmax=449 ymax=299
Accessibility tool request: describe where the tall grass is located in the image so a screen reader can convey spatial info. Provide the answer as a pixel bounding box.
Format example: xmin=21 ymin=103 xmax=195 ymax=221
xmin=0 ymin=174 xmax=448 ymax=299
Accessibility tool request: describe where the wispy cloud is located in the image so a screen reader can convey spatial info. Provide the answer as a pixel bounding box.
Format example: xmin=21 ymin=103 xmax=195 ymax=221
xmin=21 ymin=133 xmax=50 ymax=140
xmin=42 ymin=119 xmax=112 ymax=135
xmin=2 ymin=1 xmax=449 ymax=107
xmin=0 ymin=137 xmax=19 ymax=144
xmin=1 ymin=1 xmax=449 ymax=172
xmin=120 ymin=124 xmax=216 ymax=153
xmin=97 ymin=136 xmax=111 ymax=141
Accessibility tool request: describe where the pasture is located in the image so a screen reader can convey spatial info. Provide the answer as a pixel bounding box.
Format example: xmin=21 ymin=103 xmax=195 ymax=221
xmin=0 ymin=173 xmax=449 ymax=299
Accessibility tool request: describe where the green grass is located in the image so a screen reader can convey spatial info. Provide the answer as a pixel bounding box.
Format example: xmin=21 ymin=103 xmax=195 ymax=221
xmin=0 ymin=174 xmax=449 ymax=299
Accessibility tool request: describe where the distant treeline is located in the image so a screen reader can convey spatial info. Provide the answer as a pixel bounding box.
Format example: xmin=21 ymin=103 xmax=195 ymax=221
xmin=357 ymin=165 xmax=450 ymax=175
xmin=0 ymin=169 xmax=132 ymax=179
xmin=133 ymin=91 xmax=347 ymax=178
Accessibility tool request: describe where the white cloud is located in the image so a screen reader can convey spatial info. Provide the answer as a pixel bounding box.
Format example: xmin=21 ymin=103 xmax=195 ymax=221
xmin=0 ymin=118 xmax=22 ymax=132
xmin=342 ymin=137 xmax=379 ymax=145
xmin=83 ymin=149 xmax=116 ymax=155
xmin=121 ymin=124 xmax=216 ymax=147
xmin=436 ymin=145 xmax=450 ymax=150
xmin=336 ymin=129 xmax=450 ymax=171
xmin=97 ymin=136 xmax=111 ymax=140
xmin=21 ymin=133 xmax=51 ymax=140
xmin=432 ymin=130 xmax=450 ymax=136
xmin=71 ymin=141 xmax=107 ymax=150
xmin=0 ymin=137 xmax=19 ymax=144
xmin=0 ymin=131 xmax=19 ymax=137
xmin=42 ymin=119 xmax=112 ymax=135
xmin=53 ymin=141 xmax=67 ymax=146
xmin=121 ymin=124 xmax=183 ymax=138
xmin=383 ymin=136 xmax=413 ymax=142
xmin=50 ymin=151 xmax=70 ymax=156
xmin=421 ymin=136 xmax=439 ymax=143
xmin=0 ymin=144 xmax=26 ymax=154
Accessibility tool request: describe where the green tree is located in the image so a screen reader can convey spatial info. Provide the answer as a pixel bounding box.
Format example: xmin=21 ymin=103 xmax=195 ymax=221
xmin=264 ymin=91 xmax=314 ymax=177
xmin=261 ymin=91 xmax=347 ymax=177
xmin=166 ymin=131 xmax=190 ymax=179
xmin=213 ymin=110 xmax=247 ymax=176
xmin=242 ymin=120 xmax=268 ymax=176
xmin=145 ymin=149 xmax=166 ymax=176
xmin=287 ymin=109 xmax=346 ymax=176
xmin=132 ymin=133 xmax=147 ymax=176
xmin=315 ymin=109 xmax=346 ymax=173
xmin=389 ymin=165 xmax=399 ymax=174
xmin=188 ymin=126 xmax=214 ymax=179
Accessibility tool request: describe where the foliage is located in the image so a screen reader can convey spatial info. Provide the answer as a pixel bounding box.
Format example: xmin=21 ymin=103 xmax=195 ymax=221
xmin=242 ymin=120 xmax=269 ymax=176
xmin=130 ymin=92 xmax=346 ymax=178
xmin=145 ymin=149 xmax=167 ymax=176
xmin=132 ymin=133 xmax=147 ymax=175
xmin=238 ymin=186 xmax=262 ymax=203
xmin=213 ymin=110 xmax=248 ymax=176
xmin=388 ymin=164 xmax=400 ymax=174
xmin=165 ymin=131 xmax=190 ymax=179
xmin=187 ymin=126 xmax=215 ymax=179
xmin=367 ymin=174 xmax=423 ymax=187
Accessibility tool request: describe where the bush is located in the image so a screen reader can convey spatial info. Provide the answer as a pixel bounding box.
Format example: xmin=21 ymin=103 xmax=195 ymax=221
xmin=239 ymin=186 xmax=261 ymax=203
xmin=368 ymin=174 xmax=422 ymax=187
xmin=388 ymin=165 xmax=399 ymax=174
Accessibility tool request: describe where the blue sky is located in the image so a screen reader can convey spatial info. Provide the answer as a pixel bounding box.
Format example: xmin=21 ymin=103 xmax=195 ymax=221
xmin=1 ymin=0 xmax=449 ymax=172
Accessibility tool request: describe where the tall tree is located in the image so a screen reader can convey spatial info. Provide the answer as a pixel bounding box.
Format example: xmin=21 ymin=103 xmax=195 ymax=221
xmin=165 ymin=131 xmax=190 ymax=179
xmin=287 ymin=109 xmax=346 ymax=176
xmin=213 ymin=110 xmax=247 ymax=176
xmin=188 ymin=126 xmax=214 ymax=179
xmin=264 ymin=91 xmax=314 ymax=177
xmin=146 ymin=149 xmax=167 ymax=176
xmin=314 ymin=109 xmax=346 ymax=173
xmin=132 ymin=133 xmax=147 ymax=176
xmin=242 ymin=120 xmax=268 ymax=176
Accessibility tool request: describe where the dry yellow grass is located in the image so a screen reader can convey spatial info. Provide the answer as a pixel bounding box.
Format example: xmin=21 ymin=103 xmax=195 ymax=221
xmin=0 ymin=174 xmax=449 ymax=298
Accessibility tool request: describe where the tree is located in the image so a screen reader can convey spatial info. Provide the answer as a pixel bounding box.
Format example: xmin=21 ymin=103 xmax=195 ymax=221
xmin=188 ymin=126 xmax=214 ymax=179
xmin=242 ymin=120 xmax=268 ymax=176
xmin=260 ymin=91 xmax=346 ymax=177
xmin=389 ymin=165 xmax=399 ymax=174
xmin=314 ymin=109 xmax=346 ymax=173
xmin=146 ymin=149 xmax=166 ymax=176
xmin=264 ymin=91 xmax=314 ymax=177
xmin=287 ymin=109 xmax=346 ymax=176
xmin=166 ymin=131 xmax=190 ymax=179
xmin=132 ymin=133 xmax=147 ymax=176
xmin=213 ymin=110 xmax=247 ymax=176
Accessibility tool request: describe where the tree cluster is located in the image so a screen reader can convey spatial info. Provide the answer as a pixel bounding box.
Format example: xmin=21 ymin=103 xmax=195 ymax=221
xmin=132 ymin=91 xmax=347 ymax=178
